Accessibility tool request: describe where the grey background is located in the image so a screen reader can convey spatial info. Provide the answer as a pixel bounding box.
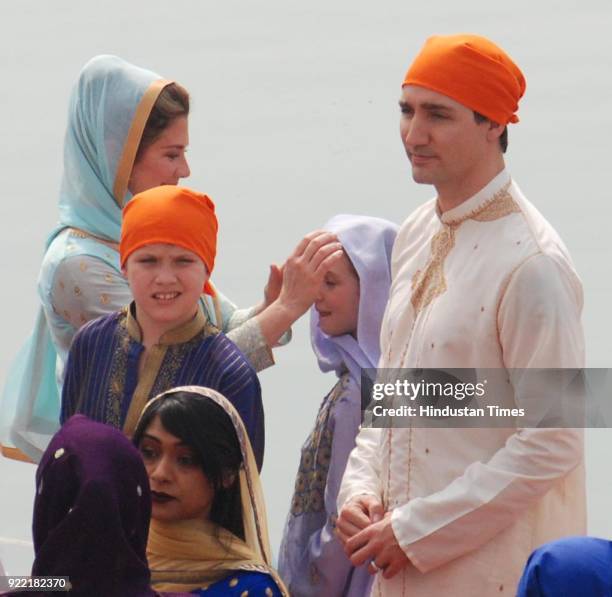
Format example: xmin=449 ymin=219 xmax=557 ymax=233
xmin=1 ymin=0 xmax=610 ymax=574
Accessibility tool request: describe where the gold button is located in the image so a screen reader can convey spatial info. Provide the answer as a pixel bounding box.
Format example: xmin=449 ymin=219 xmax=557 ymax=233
xmin=229 ymin=578 xmax=239 ymax=588
xmin=54 ymin=448 xmax=65 ymax=459
xmin=265 ymin=589 xmax=274 ymax=597
xmin=240 ymin=591 xmax=249 ymax=597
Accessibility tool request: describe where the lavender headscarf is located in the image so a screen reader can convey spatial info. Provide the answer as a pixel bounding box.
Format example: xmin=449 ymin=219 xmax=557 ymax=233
xmin=310 ymin=214 xmax=398 ymax=385
xmin=29 ymin=415 xmax=157 ymax=597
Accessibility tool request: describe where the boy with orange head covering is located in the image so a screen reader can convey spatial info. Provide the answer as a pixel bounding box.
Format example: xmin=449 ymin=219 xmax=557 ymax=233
xmin=337 ymin=34 xmax=585 ymax=596
xmin=61 ymin=186 xmax=266 ymax=469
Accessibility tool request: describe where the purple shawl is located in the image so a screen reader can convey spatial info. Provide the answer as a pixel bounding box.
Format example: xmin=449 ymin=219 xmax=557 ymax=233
xmin=29 ymin=415 xmax=157 ymax=596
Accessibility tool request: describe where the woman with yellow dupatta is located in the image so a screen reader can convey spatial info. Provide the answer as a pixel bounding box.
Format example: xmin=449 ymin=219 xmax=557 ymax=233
xmin=133 ymin=386 xmax=287 ymax=596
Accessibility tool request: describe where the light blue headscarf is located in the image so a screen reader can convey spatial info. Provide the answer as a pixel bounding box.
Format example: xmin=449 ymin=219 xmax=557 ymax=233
xmin=55 ymin=54 xmax=170 ymax=243
xmin=310 ymin=214 xmax=398 ymax=386
xmin=1 ymin=56 xmax=169 ymax=462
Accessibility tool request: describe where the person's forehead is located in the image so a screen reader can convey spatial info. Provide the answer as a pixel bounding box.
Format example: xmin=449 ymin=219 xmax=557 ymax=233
xmin=327 ymin=250 xmax=355 ymax=275
xmin=144 ymin=415 xmax=186 ymax=446
xmin=400 ymin=85 xmax=467 ymax=111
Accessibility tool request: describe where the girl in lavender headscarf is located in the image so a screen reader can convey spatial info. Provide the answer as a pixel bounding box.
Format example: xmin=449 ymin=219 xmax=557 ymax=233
xmin=279 ymin=215 xmax=398 ymax=596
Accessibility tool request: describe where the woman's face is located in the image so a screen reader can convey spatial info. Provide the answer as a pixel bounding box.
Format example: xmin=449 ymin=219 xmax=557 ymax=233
xmin=138 ymin=415 xmax=214 ymax=523
xmin=128 ymin=116 xmax=191 ymax=195
xmin=315 ymin=251 xmax=360 ymax=338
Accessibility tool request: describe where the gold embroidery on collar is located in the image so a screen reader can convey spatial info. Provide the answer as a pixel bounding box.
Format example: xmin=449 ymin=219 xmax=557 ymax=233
xmin=441 ymin=180 xmax=515 ymax=225
xmin=410 ymin=225 xmax=455 ymax=315
xmin=126 ymin=302 xmax=208 ymax=345
xmin=409 ymin=184 xmax=519 ymax=318
xmin=470 ymin=187 xmax=521 ymax=222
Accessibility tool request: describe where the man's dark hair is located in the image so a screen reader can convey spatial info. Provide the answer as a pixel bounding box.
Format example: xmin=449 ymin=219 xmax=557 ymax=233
xmin=474 ymin=112 xmax=508 ymax=153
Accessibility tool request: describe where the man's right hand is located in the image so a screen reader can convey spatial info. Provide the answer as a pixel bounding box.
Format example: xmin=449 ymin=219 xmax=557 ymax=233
xmin=336 ymin=494 xmax=384 ymax=546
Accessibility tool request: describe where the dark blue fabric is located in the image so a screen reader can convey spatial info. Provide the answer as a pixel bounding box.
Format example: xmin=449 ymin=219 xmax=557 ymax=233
xmin=190 ymin=571 xmax=282 ymax=596
xmin=517 ymin=537 xmax=612 ymax=597
xmin=60 ymin=309 xmax=265 ymax=469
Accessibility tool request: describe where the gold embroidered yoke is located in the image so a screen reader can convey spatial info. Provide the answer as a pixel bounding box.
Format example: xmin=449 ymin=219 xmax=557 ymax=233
xmin=61 ymin=303 xmax=265 ymax=467
xmin=121 ymin=305 xmax=219 ymax=435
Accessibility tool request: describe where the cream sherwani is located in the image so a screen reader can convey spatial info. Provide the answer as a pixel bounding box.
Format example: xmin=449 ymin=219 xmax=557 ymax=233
xmin=338 ymin=170 xmax=586 ymax=596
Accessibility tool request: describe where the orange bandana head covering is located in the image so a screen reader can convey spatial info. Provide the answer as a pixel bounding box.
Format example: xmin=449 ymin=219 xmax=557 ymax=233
xmin=120 ymin=186 xmax=218 ymax=295
xmin=402 ymin=34 xmax=526 ymax=125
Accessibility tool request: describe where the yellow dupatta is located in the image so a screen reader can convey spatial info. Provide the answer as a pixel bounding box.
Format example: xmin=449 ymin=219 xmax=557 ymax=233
xmin=140 ymin=386 xmax=288 ymax=595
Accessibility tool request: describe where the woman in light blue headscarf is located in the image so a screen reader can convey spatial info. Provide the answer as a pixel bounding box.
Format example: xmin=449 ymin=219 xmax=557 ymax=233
xmin=3 ymin=55 xmax=172 ymax=463
xmin=1 ymin=55 xmax=332 ymax=463
xmin=279 ymin=214 xmax=398 ymax=597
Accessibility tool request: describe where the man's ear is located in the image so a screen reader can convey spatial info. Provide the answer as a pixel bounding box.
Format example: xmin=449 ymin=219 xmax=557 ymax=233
xmin=487 ymin=120 xmax=505 ymax=143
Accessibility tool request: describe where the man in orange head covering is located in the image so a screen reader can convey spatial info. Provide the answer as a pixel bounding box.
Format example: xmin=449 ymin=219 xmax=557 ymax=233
xmin=337 ymin=34 xmax=586 ymax=596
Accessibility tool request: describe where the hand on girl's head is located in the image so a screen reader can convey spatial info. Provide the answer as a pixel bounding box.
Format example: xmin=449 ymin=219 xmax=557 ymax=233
xmin=275 ymin=231 xmax=344 ymax=318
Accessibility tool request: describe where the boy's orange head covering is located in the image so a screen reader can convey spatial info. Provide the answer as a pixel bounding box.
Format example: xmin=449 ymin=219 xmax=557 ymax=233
xmin=120 ymin=186 xmax=218 ymax=296
xmin=402 ymin=34 xmax=526 ymax=125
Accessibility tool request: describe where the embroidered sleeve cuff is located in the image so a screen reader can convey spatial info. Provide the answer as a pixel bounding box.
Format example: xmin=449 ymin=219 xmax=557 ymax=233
xmin=226 ymin=317 xmax=274 ymax=373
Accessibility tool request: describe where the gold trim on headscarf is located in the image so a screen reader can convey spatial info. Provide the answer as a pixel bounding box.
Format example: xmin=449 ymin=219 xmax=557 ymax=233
xmin=112 ymin=78 xmax=172 ymax=208
xmin=139 ymin=386 xmax=288 ymax=595
xmin=1 ymin=444 xmax=34 ymax=463
xmin=67 ymin=227 xmax=120 ymax=251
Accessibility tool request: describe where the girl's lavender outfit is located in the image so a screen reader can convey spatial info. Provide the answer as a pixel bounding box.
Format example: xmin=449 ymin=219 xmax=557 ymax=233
xmin=279 ymin=214 xmax=398 ymax=596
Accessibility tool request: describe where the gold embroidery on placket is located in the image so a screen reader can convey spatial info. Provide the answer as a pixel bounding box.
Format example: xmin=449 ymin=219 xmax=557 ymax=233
xmin=410 ymin=224 xmax=456 ymax=317
xmin=387 ymin=181 xmax=517 ymax=368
